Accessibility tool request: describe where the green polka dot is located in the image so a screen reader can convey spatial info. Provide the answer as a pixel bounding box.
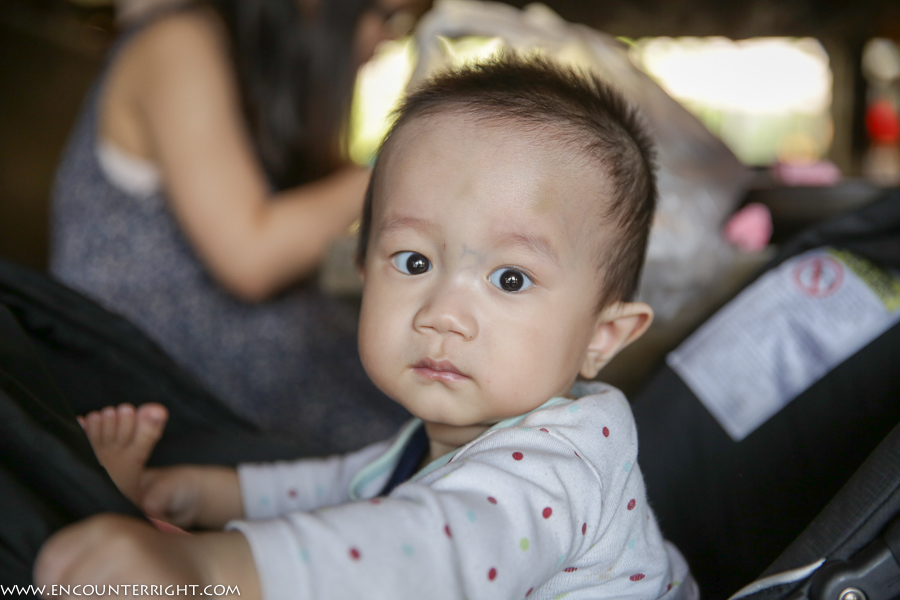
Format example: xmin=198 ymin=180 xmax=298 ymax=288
xmin=315 ymin=485 xmax=325 ymax=497
xmin=300 ymin=549 xmax=311 ymax=563
xmin=259 ymin=495 xmax=270 ymax=506
xmin=466 ymin=510 xmax=477 ymax=522
xmin=556 ymin=554 xmax=566 ymax=566
xmin=622 ymin=461 xmax=633 ymax=473
xmin=402 ymin=544 xmax=414 ymax=556
xmin=627 ymin=538 xmax=636 ymax=550
xmin=519 ymin=538 xmax=530 ymax=551
xmin=553 ymin=594 xmax=569 ymax=599
xmin=568 ymin=405 xmax=579 ymax=413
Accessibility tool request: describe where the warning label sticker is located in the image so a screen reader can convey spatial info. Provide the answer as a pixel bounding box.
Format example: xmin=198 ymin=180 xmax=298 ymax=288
xmin=667 ymin=248 xmax=900 ymax=442
xmin=791 ymin=255 xmax=843 ymax=298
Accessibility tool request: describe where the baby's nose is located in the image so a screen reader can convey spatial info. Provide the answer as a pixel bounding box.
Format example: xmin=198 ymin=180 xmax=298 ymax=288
xmin=413 ymin=282 xmax=478 ymax=340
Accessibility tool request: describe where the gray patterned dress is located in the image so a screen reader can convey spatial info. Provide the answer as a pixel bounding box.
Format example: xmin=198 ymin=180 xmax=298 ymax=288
xmin=50 ymin=22 xmax=408 ymax=455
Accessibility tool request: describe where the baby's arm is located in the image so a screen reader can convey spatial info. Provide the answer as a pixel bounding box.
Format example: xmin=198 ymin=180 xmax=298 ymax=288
xmin=229 ymin=430 xmax=613 ymax=599
xmin=235 ymin=438 xmax=393 ymax=519
xmin=34 ymin=514 xmax=259 ymax=599
xmin=139 ymin=439 xmax=388 ymax=529
xmin=83 ymin=402 xmax=399 ymax=528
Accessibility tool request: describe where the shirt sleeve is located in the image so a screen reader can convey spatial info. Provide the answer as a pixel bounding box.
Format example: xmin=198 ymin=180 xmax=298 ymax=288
xmin=237 ymin=438 xmax=393 ymax=519
xmin=228 ymin=421 xmax=652 ymax=600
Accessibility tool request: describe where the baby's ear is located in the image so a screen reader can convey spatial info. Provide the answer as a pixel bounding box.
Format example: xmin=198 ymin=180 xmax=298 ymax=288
xmin=580 ymin=302 xmax=654 ymax=379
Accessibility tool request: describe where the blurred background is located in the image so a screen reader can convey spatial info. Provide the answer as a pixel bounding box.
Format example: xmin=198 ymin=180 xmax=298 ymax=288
xmin=4 ymin=0 xmax=899 ymax=396
xmin=2 ymin=0 xmax=899 ymax=272
xmin=0 ymin=0 xmax=900 ymax=269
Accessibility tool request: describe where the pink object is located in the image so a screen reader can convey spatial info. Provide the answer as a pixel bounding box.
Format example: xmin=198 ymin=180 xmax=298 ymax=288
xmin=149 ymin=517 xmax=190 ymax=535
xmin=771 ymin=161 xmax=842 ymax=186
xmin=724 ymin=203 xmax=773 ymax=252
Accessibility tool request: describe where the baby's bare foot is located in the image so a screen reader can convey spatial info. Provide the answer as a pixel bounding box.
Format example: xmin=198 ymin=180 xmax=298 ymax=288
xmin=79 ymin=403 xmax=168 ymax=503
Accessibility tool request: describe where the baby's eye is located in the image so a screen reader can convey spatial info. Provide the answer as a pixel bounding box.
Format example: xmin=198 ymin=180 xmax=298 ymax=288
xmin=391 ymin=251 xmax=432 ymax=275
xmin=488 ymin=268 xmax=534 ymax=293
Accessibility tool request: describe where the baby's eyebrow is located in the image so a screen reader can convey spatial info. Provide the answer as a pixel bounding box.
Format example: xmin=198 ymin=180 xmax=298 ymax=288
xmin=378 ymin=215 xmax=438 ymax=237
xmin=494 ymin=231 xmax=560 ymax=266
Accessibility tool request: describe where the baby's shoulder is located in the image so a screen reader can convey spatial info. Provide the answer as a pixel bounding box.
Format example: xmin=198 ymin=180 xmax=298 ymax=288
xmin=527 ymin=383 xmax=636 ymax=433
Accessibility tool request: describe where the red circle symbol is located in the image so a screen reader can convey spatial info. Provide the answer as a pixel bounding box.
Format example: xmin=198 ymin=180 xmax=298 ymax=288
xmin=792 ymin=256 xmax=843 ymax=298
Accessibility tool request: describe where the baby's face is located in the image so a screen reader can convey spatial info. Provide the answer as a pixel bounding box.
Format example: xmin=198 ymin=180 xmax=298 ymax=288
xmin=359 ymin=113 xmax=611 ymax=442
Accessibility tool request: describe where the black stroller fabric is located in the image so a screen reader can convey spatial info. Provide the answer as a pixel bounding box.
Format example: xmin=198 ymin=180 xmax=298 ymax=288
xmin=632 ymin=188 xmax=900 ymax=599
xmin=0 ymin=303 xmax=144 ymax=586
xmin=0 ymin=261 xmax=311 ymax=586
xmin=744 ymin=418 xmax=900 ymax=600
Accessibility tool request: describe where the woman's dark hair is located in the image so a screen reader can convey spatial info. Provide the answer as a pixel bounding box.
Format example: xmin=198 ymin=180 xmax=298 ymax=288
xmin=209 ymin=0 xmax=373 ymax=189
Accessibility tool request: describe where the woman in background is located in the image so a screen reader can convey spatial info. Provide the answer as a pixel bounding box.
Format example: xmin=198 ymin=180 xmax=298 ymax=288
xmin=50 ymin=0 xmax=428 ymax=454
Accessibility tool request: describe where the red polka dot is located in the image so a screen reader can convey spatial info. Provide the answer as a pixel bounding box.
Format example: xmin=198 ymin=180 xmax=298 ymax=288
xmin=539 ymin=428 xmax=549 ymax=433
xmin=525 ymin=588 xmax=533 ymax=597
xmin=563 ymin=567 xmax=577 ymax=573
xmin=349 ymin=547 xmax=361 ymax=560
xmin=574 ymin=451 xmax=580 ymax=458
xmin=542 ymin=507 xmax=553 ymax=519
xmin=487 ymin=496 xmax=498 ymax=504
xmin=630 ymin=573 xmax=645 ymax=582
xmin=444 ymin=524 xmax=452 ymax=538
xmin=287 ymin=489 xmax=297 ymax=498
xmin=488 ymin=568 xmax=497 ymax=581
xmin=582 ymin=523 xmax=587 ymax=535
xmin=512 ymin=452 xmax=524 ymax=461
xmin=627 ymin=499 xmax=636 ymax=511
xmin=602 ymin=427 xmax=610 ymax=437
xmin=369 ymin=498 xmax=382 ymax=504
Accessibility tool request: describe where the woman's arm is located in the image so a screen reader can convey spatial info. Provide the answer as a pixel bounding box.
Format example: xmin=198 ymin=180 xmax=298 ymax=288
xmin=105 ymin=10 xmax=369 ymax=302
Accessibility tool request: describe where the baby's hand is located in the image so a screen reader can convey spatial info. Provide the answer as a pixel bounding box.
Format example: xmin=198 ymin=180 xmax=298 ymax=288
xmin=140 ymin=465 xmax=242 ymax=530
xmin=34 ymin=514 xmax=257 ymax=599
xmin=79 ymin=403 xmax=168 ymax=503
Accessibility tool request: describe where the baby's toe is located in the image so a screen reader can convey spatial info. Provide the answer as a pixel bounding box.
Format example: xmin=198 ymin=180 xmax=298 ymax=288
xmin=82 ymin=411 xmax=103 ymax=444
xmin=100 ymin=406 xmax=118 ymax=445
xmin=132 ymin=403 xmax=168 ymax=458
xmin=114 ymin=404 xmax=137 ymax=445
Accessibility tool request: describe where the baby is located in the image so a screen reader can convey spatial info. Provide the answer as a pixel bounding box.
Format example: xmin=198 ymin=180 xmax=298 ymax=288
xmin=36 ymin=56 xmax=696 ymax=599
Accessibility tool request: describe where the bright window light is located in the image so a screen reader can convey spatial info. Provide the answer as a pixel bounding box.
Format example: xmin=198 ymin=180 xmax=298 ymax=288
xmin=630 ymin=37 xmax=833 ymax=165
xmin=350 ymin=34 xmax=834 ymax=167
xmin=349 ymin=36 xmax=506 ymax=166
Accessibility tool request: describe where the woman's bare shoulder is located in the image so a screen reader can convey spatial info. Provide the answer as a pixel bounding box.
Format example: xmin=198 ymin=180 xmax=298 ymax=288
xmin=102 ymin=3 xmax=244 ymax=165
xmin=125 ymin=6 xmax=229 ymax=73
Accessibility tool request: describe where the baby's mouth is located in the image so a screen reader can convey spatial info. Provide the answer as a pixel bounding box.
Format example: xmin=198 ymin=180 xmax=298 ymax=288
xmin=412 ymin=358 xmax=469 ymax=383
